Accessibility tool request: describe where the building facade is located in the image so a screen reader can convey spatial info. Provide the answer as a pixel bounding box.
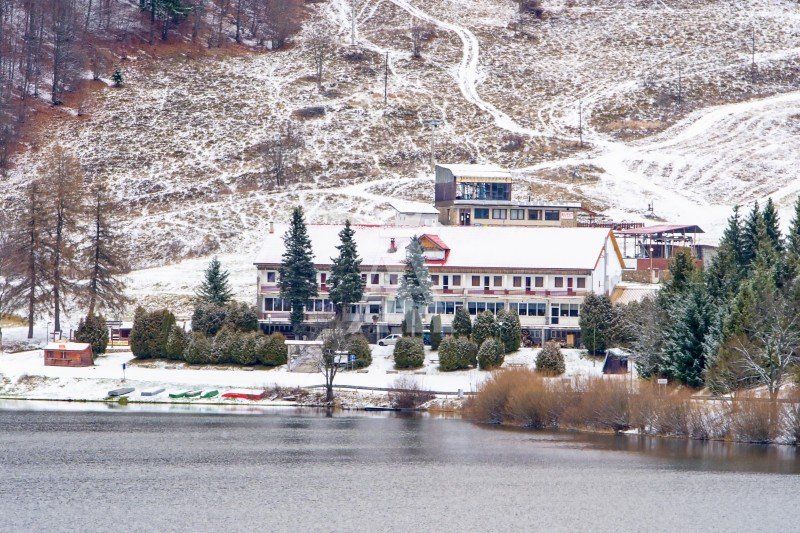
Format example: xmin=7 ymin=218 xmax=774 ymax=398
xmin=254 ymin=225 xmax=625 ymax=346
xmin=434 ymin=163 xmax=583 ymax=228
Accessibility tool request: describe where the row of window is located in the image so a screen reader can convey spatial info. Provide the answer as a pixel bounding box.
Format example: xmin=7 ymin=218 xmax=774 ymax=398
xmin=263 ymin=298 xmax=334 ymax=313
xmin=473 ymin=208 xmax=561 ymax=221
xmin=265 ymin=271 xmax=586 ymax=291
xmin=458 ymin=182 xmax=510 ymax=201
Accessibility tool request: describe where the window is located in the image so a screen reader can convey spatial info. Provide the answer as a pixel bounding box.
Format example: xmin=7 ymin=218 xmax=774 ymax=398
xmin=468 ymin=302 xmax=477 ymax=315
xmin=516 ymin=303 xmax=527 ymax=315
xmin=389 ymin=274 xmax=399 ymax=285
xmin=534 ymin=303 xmax=546 ymax=316
xmin=266 ymin=271 xmax=276 ymax=283
xmin=570 ymin=304 xmax=580 ymax=317
xmin=492 ymin=209 xmax=507 ymax=220
xmin=534 ymin=276 xmax=544 ymax=288
xmin=371 ymin=274 xmax=380 ymax=285
xmin=474 ymin=208 xmax=489 ymax=220
xmin=528 ymin=209 xmax=542 ymax=221
xmin=513 ymin=276 xmax=522 ymax=288
xmin=369 ymin=304 xmax=381 ymax=314
xmin=361 ymin=273 xmax=367 ymax=283
xmin=554 ymin=277 xmax=564 ymax=288
xmin=431 ymin=275 xmax=439 ymax=286
xmin=510 ymin=209 xmax=525 ymax=220
xmin=320 ymin=273 xmax=327 ymax=285
xmin=576 ymin=277 xmax=586 ymax=289
xmin=545 ymin=210 xmax=560 ymax=221
xmin=493 ymin=276 xmax=502 ymax=287
xmin=452 ymin=275 xmax=462 ymax=286
xmin=472 ymin=276 xmax=481 ymax=287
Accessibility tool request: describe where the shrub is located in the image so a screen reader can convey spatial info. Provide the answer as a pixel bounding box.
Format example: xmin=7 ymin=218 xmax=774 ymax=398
xmin=567 ymin=378 xmax=631 ymax=431
xmin=212 ymin=327 xmax=252 ymax=365
xmin=234 ymin=332 xmax=259 ymax=366
xmin=393 ymin=337 xmax=425 ymax=369
xmin=183 ymin=332 xmax=212 ymax=364
xmin=387 ymin=376 xmax=435 ymax=409
xmin=348 ymin=334 xmax=372 ymax=368
xmin=74 ymin=313 xmax=108 ymax=357
xmin=429 ymin=315 xmax=442 ymax=351
xmin=130 ymin=306 xmax=176 ymax=359
xmin=467 ymin=368 xmax=535 ymax=424
xmin=505 ymin=375 xmax=568 ymax=429
xmin=191 ymin=302 xmax=227 ymax=336
xmin=438 ymin=337 xmax=477 ymax=371
xmin=497 ymin=309 xmax=521 ymax=353
xmin=478 ymin=338 xmax=504 ymax=370
xmin=258 ymin=333 xmax=288 ymax=366
xmin=730 ymin=395 xmax=778 ymax=444
xmin=452 ymin=307 xmax=472 ymax=338
xmin=472 ymin=311 xmax=497 ymax=347
xmin=226 ymin=302 xmax=259 ymax=332
xmin=164 ymin=325 xmax=187 ymax=361
xmin=536 ymin=342 xmax=565 ymax=375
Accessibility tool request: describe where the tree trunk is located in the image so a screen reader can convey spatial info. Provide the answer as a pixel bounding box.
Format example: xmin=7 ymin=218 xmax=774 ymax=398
xmin=326 ymin=382 xmax=333 ymax=402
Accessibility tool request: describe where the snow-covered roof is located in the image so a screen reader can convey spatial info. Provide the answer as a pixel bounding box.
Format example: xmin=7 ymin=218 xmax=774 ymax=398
xmin=610 ymin=282 xmax=660 ymax=305
xmin=44 ymin=342 xmax=91 ymax=351
xmin=255 ymin=225 xmax=619 ymax=272
xmin=436 ymin=163 xmax=512 ymax=180
xmin=388 ymin=199 xmax=440 ymax=215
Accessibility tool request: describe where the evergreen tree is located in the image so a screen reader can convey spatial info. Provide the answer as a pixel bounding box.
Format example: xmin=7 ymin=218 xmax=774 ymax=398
xmin=112 ymin=68 xmax=123 ymax=87
xmin=665 ymin=248 xmax=696 ymax=294
xmin=762 ymin=198 xmax=783 ymax=253
xmin=661 ymin=282 xmax=711 ymax=387
xmin=278 ymin=207 xmax=318 ymax=330
xmin=497 ymin=308 xmax=521 ymax=353
xmin=197 ymin=257 xmax=233 ymax=305
xmin=74 ymin=313 xmax=109 ymax=357
xmin=328 ymin=220 xmax=363 ymax=317
xmin=452 ymin=306 xmax=472 ymax=338
xmin=472 ymin=311 xmax=497 ymax=348
xmin=706 ymin=206 xmax=744 ymax=302
xmin=741 ymin=201 xmax=765 ymax=269
xmin=787 ymin=196 xmax=800 ymax=265
xmin=579 ymin=292 xmax=612 ymax=355
xmin=429 ymin=314 xmax=442 ymax=350
xmin=397 ymin=236 xmax=432 ymax=323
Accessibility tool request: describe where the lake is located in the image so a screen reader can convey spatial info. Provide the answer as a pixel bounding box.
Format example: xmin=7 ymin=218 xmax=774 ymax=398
xmin=0 ymin=401 xmax=798 ymax=532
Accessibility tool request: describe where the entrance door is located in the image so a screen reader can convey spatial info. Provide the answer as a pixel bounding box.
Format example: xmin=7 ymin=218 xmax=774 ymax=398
xmin=459 ymin=209 xmax=471 ymax=226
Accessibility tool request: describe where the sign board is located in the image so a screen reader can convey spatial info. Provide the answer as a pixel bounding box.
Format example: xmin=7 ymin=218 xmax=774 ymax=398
xmin=657 ymin=378 xmax=668 ymax=385
xmin=561 ymin=211 xmax=575 ymax=220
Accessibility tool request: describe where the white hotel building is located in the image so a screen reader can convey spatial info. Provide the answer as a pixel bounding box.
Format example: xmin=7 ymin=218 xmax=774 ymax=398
xmin=254 ymin=224 xmax=625 ymax=346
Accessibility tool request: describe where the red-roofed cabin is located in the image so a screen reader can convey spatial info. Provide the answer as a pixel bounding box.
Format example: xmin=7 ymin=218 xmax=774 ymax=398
xmin=43 ymin=342 xmax=94 ymax=367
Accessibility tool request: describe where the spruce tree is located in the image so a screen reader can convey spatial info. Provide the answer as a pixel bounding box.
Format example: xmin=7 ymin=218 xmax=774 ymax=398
xmin=662 ymin=282 xmax=711 ymax=387
xmin=328 ymin=220 xmax=363 ymax=317
xmin=706 ymin=207 xmax=744 ymax=302
xmin=787 ymin=196 xmax=800 ymax=264
xmin=278 ymin=207 xmax=318 ymax=330
xmin=197 ymin=257 xmax=233 ymax=305
xmin=665 ymin=248 xmax=696 ymax=294
xmin=762 ymin=198 xmax=783 ymax=253
xmin=472 ymin=311 xmax=497 ymax=348
xmin=452 ymin=306 xmax=472 ymax=338
xmin=397 ymin=236 xmax=432 ymax=322
xmin=497 ymin=308 xmax=521 ymax=353
xmin=741 ymin=201 xmax=765 ymax=268
xmin=579 ymin=292 xmax=613 ymax=355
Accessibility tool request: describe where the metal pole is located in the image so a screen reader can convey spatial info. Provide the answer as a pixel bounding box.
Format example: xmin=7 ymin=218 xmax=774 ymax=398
xmin=384 ymin=51 xmax=389 ymax=106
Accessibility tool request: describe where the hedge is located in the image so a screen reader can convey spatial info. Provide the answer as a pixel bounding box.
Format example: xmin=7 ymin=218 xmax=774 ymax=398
xmin=74 ymin=314 xmax=109 ymax=357
xmin=438 ymin=336 xmax=478 ymax=371
xmin=478 ymin=338 xmax=504 ymax=370
xmin=130 ymin=307 xmax=176 ymax=359
xmin=348 ymin=334 xmax=372 ymax=368
xmin=536 ymin=342 xmax=565 ymax=375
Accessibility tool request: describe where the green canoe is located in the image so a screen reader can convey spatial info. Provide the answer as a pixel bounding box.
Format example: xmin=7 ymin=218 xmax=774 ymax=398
xmin=184 ymin=390 xmax=202 ymax=398
xmin=169 ymin=390 xmax=188 ymax=399
xmin=201 ymin=390 xmax=219 ymax=399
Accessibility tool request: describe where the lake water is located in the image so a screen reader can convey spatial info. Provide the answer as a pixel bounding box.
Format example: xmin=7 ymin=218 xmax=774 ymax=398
xmin=0 ymin=401 xmax=798 ymax=532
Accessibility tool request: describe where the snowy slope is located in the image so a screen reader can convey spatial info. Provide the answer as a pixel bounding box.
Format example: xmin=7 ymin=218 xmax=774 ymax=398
xmin=3 ymin=0 xmax=800 ymax=303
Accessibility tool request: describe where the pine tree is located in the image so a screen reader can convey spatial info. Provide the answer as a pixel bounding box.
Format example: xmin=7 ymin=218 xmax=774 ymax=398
xmin=665 ymin=248 xmax=696 ymax=294
xmin=452 ymin=306 xmax=472 ymax=338
xmin=112 ymin=68 xmax=123 ymax=87
xmin=397 ymin=236 xmax=432 ymax=321
xmin=741 ymin=201 xmax=765 ymax=268
xmin=328 ymin=220 xmax=363 ymax=317
xmin=278 ymin=207 xmax=318 ymax=329
xmin=787 ymin=196 xmax=800 ymax=264
xmin=706 ymin=207 xmax=744 ymax=302
xmin=497 ymin=308 xmax=521 ymax=353
xmin=197 ymin=257 xmax=233 ymax=306
xmin=429 ymin=314 xmax=442 ymax=350
xmin=662 ymin=282 xmax=711 ymax=387
xmin=579 ymin=292 xmax=612 ymax=355
xmin=762 ymin=198 xmax=783 ymax=253
xmin=83 ymin=186 xmax=130 ymax=316
xmin=472 ymin=311 xmax=497 ymax=348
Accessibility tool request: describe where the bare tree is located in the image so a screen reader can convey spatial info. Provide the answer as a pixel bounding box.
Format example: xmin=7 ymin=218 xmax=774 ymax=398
xmin=51 ymin=0 xmax=80 ymax=105
xmin=0 ymin=220 xmax=24 ymax=349
xmin=348 ymin=0 xmax=360 ymax=46
xmin=307 ymin=19 xmax=333 ymax=91
xmin=261 ymin=0 xmax=302 ymax=49
xmin=410 ymin=19 xmax=423 ymax=59
xmin=82 ymin=184 xmax=130 ymax=316
xmin=318 ymin=319 xmax=350 ymax=403
xmin=40 ymin=146 xmax=85 ymax=334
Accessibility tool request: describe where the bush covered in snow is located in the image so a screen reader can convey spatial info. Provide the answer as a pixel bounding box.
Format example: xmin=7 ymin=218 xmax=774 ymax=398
xmin=257 ymin=333 xmax=288 ymax=367
xmin=192 ymin=302 xmax=259 ymax=337
xmin=438 ymin=336 xmax=478 ymax=371
xmin=536 ymin=342 xmax=565 ymax=375
xmin=472 ymin=311 xmax=497 ymax=348
xmin=74 ymin=314 xmax=109 ymax=357
xmin=348 ymin=334 xmax=372 ymax=369
xmin=183 ymin=332 xmax=213 ymax=365
xmin=497 ymin=309 xmax=521 ymax=354
xmin=164 ymin=325 xmax=187 ymax=360
xmin=478 ymin=338 xmax=505 ymax=370
xmin=393 ymin=337 xmax=425 ymax=369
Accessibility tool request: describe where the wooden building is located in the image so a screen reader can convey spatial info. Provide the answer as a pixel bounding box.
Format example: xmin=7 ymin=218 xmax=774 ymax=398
xmin=43 ymin=342 xmax=94 ymax=367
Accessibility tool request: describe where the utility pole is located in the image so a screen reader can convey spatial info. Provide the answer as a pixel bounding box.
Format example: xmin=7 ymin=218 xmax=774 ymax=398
xmin=677 ymin=64 xmax=683 ymax=105
xmin=751 ymin=26 xmax=757 ymax=85
xmin=384 ymin=51 xmax=389 ymax=106
xmin=578 ymin=101 xmax=583 ymax=147
xmin=423 ymin=119 xmax=442 ymax=171
xmin=350 ymin=0 xmax=357 ymax=46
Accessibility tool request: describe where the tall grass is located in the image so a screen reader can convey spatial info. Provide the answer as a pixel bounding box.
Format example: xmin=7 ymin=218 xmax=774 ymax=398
xmin=466 ymin=368 xmax=798 ymax=445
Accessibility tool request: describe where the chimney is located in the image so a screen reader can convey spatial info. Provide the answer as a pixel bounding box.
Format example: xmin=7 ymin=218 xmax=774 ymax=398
xmin=388 ymin=237 xmax=397 ymax=253
xmin=269 ymin=221 xmax=274 ymax=234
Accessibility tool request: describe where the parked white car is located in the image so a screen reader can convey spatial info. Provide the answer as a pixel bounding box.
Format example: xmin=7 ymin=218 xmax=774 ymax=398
xmin=377 ymin=334 xmax=402 ymax=346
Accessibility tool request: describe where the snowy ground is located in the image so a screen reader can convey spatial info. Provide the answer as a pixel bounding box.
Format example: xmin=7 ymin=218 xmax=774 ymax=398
xmin=5 ymin=0 xmax=800 ymax=306
xmin=0 ymin=338 xmax=604 ymax=406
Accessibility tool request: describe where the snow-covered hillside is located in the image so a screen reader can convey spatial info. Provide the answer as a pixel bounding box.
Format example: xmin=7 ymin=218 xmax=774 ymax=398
xmin=4 ymin=0 xmax=800 ymax=305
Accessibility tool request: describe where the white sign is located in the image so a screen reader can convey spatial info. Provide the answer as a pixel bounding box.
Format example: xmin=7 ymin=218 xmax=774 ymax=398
xmin=657 ymin=378 xmax=668 ymax=385
xmin=561 ymin=211 xmax=574 ymax=220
